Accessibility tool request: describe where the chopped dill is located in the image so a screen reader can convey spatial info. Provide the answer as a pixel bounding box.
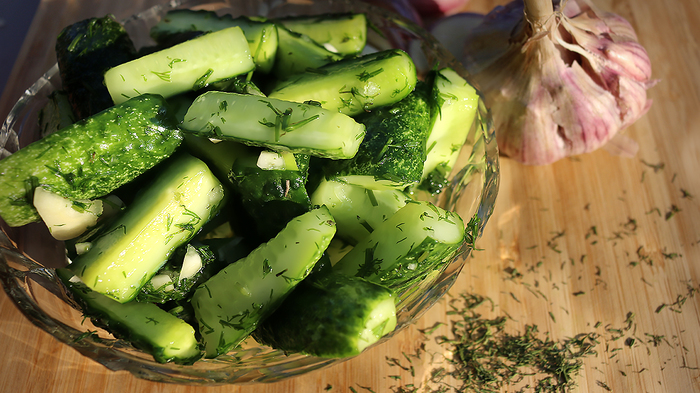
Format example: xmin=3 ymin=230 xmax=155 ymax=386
xmin=665 ymin=204 xmax=681 ymax=220
xmin=640 ymin=160 xmax=665 ymax=173
xmin=394 ymin=292 xmax=601 ymax=393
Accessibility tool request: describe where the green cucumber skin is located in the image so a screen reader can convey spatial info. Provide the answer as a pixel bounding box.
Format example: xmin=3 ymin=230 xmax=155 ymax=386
xmin=105 ymin=26 xmax=255 ymax=104
xmin=272 ymin=25 xmax=343 ymax=80
xmin=0 ymin=94 xmax=182 ymax=227
xmin=68 ymin=153 xmax=226 ymax=303
xmin=192 ymin=206 xmax=336 ymax=358
xmin=150 ymin=10 xmax=278 ymax=74
xmin=253 ymin=274 xmax=396 ymax=358
xmin=268 ymin=49 xmax=417 ymax=116
xmin=181 ymin=91 xmax=366 ymax=159
xmin=229 ymin=150 xmax=313 ymax=242
xmin=58 ymin=269 xmax=202 ymax=364
xmin=310 ymin=178 xmax=409 ymax=245
xmin=277 ymin=13 xmax=367 ymax=56
xmin=332 ymin=200 xmax=465 ymax=293
xmin=324 ymin=81 xmax=433 ymax=190
xmin=55 ymin=15 xmax=137 ymax=119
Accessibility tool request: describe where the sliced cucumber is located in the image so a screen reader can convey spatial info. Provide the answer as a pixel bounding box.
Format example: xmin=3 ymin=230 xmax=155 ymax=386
xmin=150 ymin=10 xmax=278 ymax=74
xmin=68 ymin=154 xmax=226 ymax=303
xmin=310 ymin=178 xmax=409 ymax=245
xmin=272 ymin=25 xmax=343 ymax=80
xmin=58 ymin=269 xmax=202 ymax=364
xmin=105 ymin=26 xmax=255 ymax=104
xmin=268 ymin=49 xmax=417 ymax=116
xmin=277 ymin=13 xmax=367 ymax=55
xmin=181 ymin=91 xmax=366 ymax=159
xmin=332 ymin=200 xmax=465 ymax=294
xmin=191 ymin=206 xmax=336 ymax=358
xmin=420 ymin=68 xmax=479 ymax=193
xmin=253 ymin=274 xmax=396 ymax=358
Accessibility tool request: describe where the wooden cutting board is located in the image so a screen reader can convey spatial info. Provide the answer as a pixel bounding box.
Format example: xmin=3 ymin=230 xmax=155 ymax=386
xmin=1 ymin=0 xmax=698 ymax=392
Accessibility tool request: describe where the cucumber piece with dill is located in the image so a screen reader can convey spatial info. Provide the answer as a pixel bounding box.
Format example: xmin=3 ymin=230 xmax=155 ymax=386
xmin=310 ymin=178 xmax=410 ymax=245
xmin=229 ymin=148 xmax=313 ymax=242
xmin=191 ymin=206 xmax=336 ymax=358
xmin=38 ymin=90 xmax=76 ymax=137
xmin=183 ymin=134 xmax=250 ymax=182
xmin=272 ymin=25 xmax=343 ymax=80
xmin=104 ymin=26 xmax=255 ymax=104
xmin=322 ymin=81 xmax=433 ymax=190
xmin=67 ymin=153 xmax=226 ymax=303
xmin=57 ymin=269 xmax=202 ymax=364
xmin=332 ymin=200 xmax=465 ymax=294
xmin=419 ymin=68 xmax=480 ymax=194
xmin=253 ymin=274 xmax=396 ymax=358
xmin=181 ymin=91 xmax=366 ymax=159
xmin=150 ymin=10 xmax=278 ymax=74
xmin=267 ymin=49 xmax=417 ymax=116
xmin=0 ymin=93 xmax=182 ymax=228
xmin=55 ymin=15 xmax=137 ymax=119
xmin=136 ymin=237 xmax=253 ymax=304
xmin=276 ymin=13 xmax=367 ymax=56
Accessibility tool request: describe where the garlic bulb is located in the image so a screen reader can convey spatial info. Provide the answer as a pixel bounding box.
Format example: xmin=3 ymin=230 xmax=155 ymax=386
xmin=461 ymin=0 xmax=656 ymax=165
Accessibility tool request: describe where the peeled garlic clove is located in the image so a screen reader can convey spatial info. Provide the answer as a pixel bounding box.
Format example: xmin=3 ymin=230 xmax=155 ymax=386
xmin=461 ymin=0 xmax=656 ymax=165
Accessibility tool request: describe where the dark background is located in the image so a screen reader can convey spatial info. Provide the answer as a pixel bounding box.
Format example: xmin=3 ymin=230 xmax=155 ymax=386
xmin=0 ymin=1 xmax=41 ymax=97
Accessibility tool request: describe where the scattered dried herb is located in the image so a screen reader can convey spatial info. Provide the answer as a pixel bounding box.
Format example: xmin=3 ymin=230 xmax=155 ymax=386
xmin=415 ymin=293 xmax=600 ymax=393
xmin=661 ymin=249 xmax=682 ymax=260
xmin=644 ymin=333 xmax=669 ymax=347
xmin=641 ymin=160 xmax=665 ymax=173
xmin=596 ymin=380 xmax=612 ymax=391
xmin=547 ymin=231 xmax=566 ymax=254
xmin=665 ymin=205 xmax=681 ymax=220
xmin=655 ymin=282 xmax=698 ymax=314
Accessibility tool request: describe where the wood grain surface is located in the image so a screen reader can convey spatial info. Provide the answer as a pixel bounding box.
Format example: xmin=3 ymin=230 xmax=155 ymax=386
xmin=1 ymin=0 xmax=699 ymax=392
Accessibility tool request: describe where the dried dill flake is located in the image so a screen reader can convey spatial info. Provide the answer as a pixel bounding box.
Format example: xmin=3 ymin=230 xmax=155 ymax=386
xmin=429 ymin=293 xmax=598 ymax=393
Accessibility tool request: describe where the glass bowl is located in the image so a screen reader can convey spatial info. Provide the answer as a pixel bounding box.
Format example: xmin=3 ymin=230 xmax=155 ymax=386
xmin=0 ymin=0 xmax=499 ymax=385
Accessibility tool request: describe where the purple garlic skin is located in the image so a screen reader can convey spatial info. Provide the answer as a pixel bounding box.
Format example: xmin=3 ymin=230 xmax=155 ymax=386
xmin=462 ymin=0 xmax=656 ymax=165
